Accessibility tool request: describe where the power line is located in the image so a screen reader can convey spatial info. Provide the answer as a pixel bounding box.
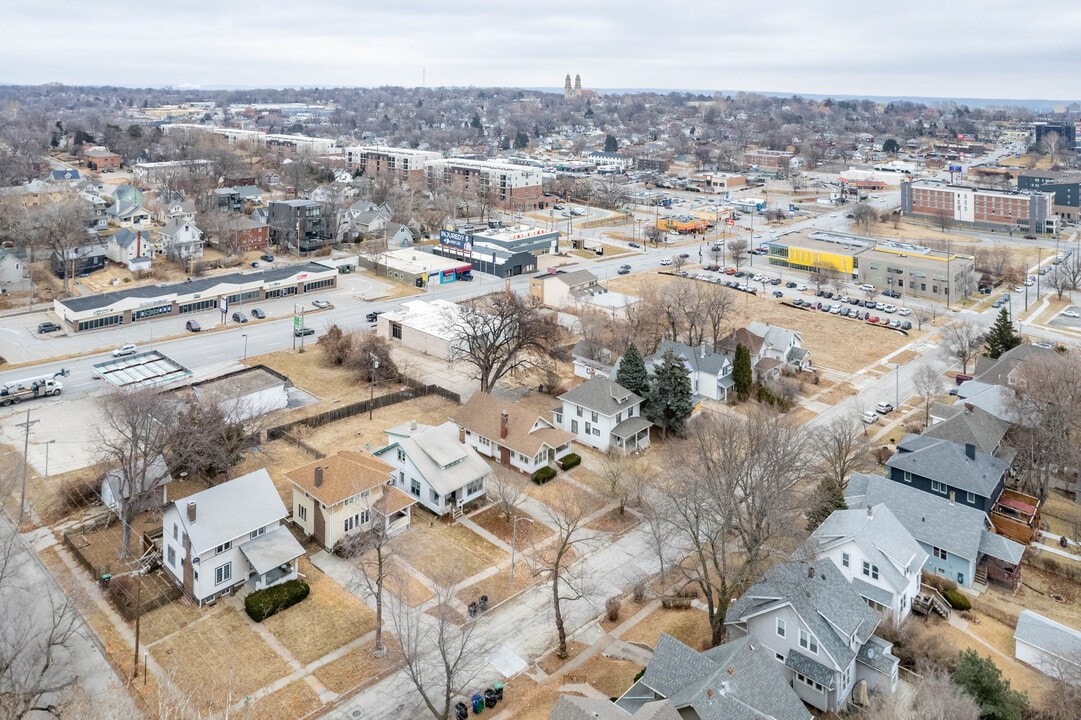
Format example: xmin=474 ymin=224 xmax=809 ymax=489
xmin=16 ymin=409 xmax=39 ymax=527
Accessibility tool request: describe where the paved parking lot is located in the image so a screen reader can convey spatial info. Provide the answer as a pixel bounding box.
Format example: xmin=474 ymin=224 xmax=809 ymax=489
xmin=1048 ymin=305 xmax=1081 ymax=329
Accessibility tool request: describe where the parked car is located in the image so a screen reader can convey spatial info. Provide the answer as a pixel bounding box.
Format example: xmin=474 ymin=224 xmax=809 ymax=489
xmin=900 ymin=321 xmax=912 ymax=330
xmin=260 ymin=254 xmax=274 ymax=262
xmin=883 ymin=290 xmax=901 ymax=298
xmin=772 ymin=290 xmax=784 ymax=298
xmin=251 ymin=261 xmax=260 ymax=268
xmin=875 ymin=401 xmax=894 ymax=414
xmin=628 ymin=242 xmax=641 ymax=249
xmin=861 ymin=410 xmax=879 ymax=424
xmin=294 ymin=326 xmax=314 ymax=337
xmin=734 ymin=270 xmax=746 ymax=277
xmin=1024 ymin=277 xmax=1035 ymax=286
xmin=883 ymin=304 xmax=897 ymax=313
xmin=231 ymin=311 xmax=248 ymax=323
xmin=37 ymin=321 xmax=61 ymax=334
xmin=897 ymin=307 xmax=911 ymax=316
xmin=250 ymin=308 xmax=266 ymax=319
xmin=796 ymin=284 xmax=808 ymax=291
xmin=112 ymin=344 xmax=137 ymax=357
xmin=830 ymin=305 xmax=842 ymax=314
xmin=867 ymin=315 xmax=880 ymax=324
xmin=770 ymin=277 xmax=782 ymax=285
xmin=888 ymin=318 xmax=901 ymax=328
xmin=659 ymin=258 xmax=673 ymax=266
xmin=1061 ymin=310 xmax=1080 ymax=318
xmin=366 ymin=311 xmax=384 ymax=322
xmin=726 ymin=267 xmax=737 ymax=275
xmin=859 ymin=283 xmax=875 ymax=292
xmin=617 ymin=265 xmax=632 ymax=275
xmin=785 ymin=281 xmax=797 ymax=288
xmin=312 ymin=299 xmax=330 ymax=308
xmin=1014 ymin=286 xmax=1025 ymax=293
xmin=185 ymin=320 xmax=201 ymax=332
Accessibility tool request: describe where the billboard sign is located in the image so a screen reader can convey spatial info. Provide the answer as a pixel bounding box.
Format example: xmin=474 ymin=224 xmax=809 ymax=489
xmin=948 ymin=164 xmax=962 ymax=173
xmin=440 ymin=230 xmax=474 ymax=251
xmin=293 ymin=314 xmax=302 ymax=330
xmin=219 ymin=297 xmax=228 ymax=314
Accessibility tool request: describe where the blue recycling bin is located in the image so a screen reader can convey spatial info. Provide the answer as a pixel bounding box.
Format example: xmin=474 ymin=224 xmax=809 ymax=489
xmin=472 ymin=693 xmax=484 ymax=714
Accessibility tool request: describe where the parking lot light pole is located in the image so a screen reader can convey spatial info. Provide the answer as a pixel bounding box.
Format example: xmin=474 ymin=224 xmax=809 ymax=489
xmin=510 ymin=515 xmax=534 ymax=589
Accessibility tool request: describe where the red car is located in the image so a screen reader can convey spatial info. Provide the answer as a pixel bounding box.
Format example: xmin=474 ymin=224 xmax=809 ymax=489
xmin=725 ymin=267 xmax=736 ymax=275
xmin=868 ymin=315 xmax=880 ymax=323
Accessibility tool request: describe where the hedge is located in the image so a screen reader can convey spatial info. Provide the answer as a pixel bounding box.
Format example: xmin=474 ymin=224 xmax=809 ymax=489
xmin=245 ymin=579 xmax=310 ymax=622
xmin=532 ymin=466 xmax=557 ymax=485
xmin=559 ymin=453 xmax=581 ymax=471
xmin=942 ymin=588 xmax=971 ymax=611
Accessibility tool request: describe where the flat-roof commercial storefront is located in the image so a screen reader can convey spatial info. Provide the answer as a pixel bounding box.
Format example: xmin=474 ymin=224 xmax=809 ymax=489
xmin=433 ymin=224 xmax=557 ymax=278
xmin=54 ymin=263 xmax=338 ymax=333
xmin=362 ymin=248 xmax=472 ymax=288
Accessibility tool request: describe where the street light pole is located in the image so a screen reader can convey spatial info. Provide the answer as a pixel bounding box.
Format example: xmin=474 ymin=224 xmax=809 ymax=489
xmin=894 ymin=363 xmax=900 ymax=410
xmin=510 ymin=514 xmax=534 ymax=589
xmin=242 ymin=334 xmax=248 ymax=360
xmin=368 ymin=354 xmax=380 ymax=421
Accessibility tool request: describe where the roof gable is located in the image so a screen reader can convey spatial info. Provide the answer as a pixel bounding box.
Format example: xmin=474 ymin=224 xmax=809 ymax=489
xmin=285 ymin=451 xmax=394 ymax=506
xmin=168 ymin=468 xmax=285 ymax=554
xmin=559 ymin=376 xmax=642 ymax=416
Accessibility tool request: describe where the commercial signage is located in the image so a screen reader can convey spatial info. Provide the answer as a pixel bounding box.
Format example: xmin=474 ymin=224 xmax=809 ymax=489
xmin=293 ymin=314 xmax=302 ymax=330
xmin=948 ymin=164 xmax=962 ymax=173
xmin=440 ymin=230 xmax=474 ymax=250
xmin=219 ymin=297 xmax=228 ymax=314
xmin=725 ymin=218 xmax=736 ymax=227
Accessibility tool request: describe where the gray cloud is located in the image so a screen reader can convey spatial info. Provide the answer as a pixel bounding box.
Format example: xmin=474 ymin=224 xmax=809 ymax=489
xmin=2 ymin=0 xmax=1079 ymax=99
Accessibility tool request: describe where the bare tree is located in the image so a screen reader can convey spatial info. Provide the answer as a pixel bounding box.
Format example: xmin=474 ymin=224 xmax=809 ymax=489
xmin=339 ymin=513 xmax=393 ymax=656
xmin=532 ymin=488 xmax=594 ymax=658
xmin=24 ymin=191 xmax=93 ymax=294
xmin=851 ymin=203 xmax=878 ymax=234
xmin=598 ymin=452 xmax=652 ymax=515
xmin=390 ymin=575 xmax=485 ymax=720
xmin=913 ymin=364 xmax=945 ymax=429
xmin=167 ymin=397 xmax=246 ymax=483
xmin=489 ymin=467 xmax=525 ymax=522
xmin=727 ymin=236 xmax=749 ymax=272
xmin=1009 ymin=352 xmax=1081 ymax=501
xmin=349 ymin=333 xmax=399 ymax=383
xmin=98 ymin=389 xmax=174 ymax=557
xmin=933 ymin=209 xmax=955 ymax=233
xmin=812 ymin=414 xmax=871 ymax=491
xmin=855 ymin=665 xmax=980 ymax=720
xmin=941 ymin=320 xmax=983 ymax=375
xmin=1048 ymin=257 xmax=1081 ymax=300
xmin=448 ymin=291 xmax=560 ymax=393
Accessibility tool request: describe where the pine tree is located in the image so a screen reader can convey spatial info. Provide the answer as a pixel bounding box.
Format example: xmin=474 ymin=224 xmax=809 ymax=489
xmin=984 ymin=307 xmax=1021 ymax=360
xmin=604 ymin=134 xmax=618 ymax=152
xmin=733 ymin=343 xmax=753 ymax=401
xmin=954 ymin=649 xmax=1027 ymax=720
xmin=616 ymin=344 xmax=650 ymax=398
xmin=645 ymin=349 xmax=694 ymax=439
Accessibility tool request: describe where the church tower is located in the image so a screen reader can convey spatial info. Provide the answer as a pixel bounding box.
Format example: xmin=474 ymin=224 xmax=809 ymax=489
xmin=574 ymin=75 xmax=581 ymax=94
xmin=564 ymin=74 xmax=573 ymax=99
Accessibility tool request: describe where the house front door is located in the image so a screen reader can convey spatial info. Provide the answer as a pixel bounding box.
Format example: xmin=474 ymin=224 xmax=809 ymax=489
xmin=499 ymin=446 xmax=510 ymax=466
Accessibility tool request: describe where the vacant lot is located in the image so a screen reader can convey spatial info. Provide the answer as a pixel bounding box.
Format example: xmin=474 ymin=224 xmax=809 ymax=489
xmin=603 ymin=272 xmax=914 ymax=373
xmin=299 ymin=394 xmax=461 ymax=454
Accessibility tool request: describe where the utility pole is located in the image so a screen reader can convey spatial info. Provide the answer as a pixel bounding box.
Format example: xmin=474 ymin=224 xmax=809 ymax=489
xmin=17 ymin=410 xmax=39 ymax=527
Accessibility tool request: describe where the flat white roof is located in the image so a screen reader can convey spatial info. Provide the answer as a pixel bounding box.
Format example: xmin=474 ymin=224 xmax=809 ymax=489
xmin=383 ymin=299 xmax=462 ymax=341
xmin=383 ymin=248 xmax=470 ymax=275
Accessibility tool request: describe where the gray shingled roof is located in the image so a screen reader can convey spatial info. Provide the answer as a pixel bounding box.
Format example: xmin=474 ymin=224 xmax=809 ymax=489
xmin=857 ymin=636 xmax=899 ymax=676
xmin=727 ymin=560 xmax=879 ymax=673
xmin=647 ymin=339 xmax=732 ymax=378
xmin=921 ymin=404 xmax=1010 ymax=456
xmin=785 ymin=650 xmax=834 ymax=688
xmin=239 ymin=525 xmax=305 ymax=575
xmin=1014 ymin=610 xmax=1081 ymax=663
xmin=845 ymin=473 xmax=1025 ymax=566
xmin=803 ymin=504 xmax=926 ymax=599
xmin=559 ymin=376 xmax=642 ymax=417
xmin=169 ymin=468 xmax=287 ymax=555
xmin=629 ymin=634 xmax=810 ymax=720
xmin=377 ymin=421 xmax=489 ymax=496
xmin=978 ymin=530 xmax=1026 ymax=565
xmin=549 ymin=695 xmax=679 ymax=720
xmin=887 ymin=434 xmax=1007 ymax=499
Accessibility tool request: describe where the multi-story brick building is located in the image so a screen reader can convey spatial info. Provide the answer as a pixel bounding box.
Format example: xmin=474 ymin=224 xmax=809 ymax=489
xmin=742 ymin=148 xmax=794 ymax=173
xmin=901 ymin=180 xmax=1058 ymax=234
xmin=343 ymin=146 xmax=440 ymax=186
xmin=426 ymin=158 xmax=543 ymax=211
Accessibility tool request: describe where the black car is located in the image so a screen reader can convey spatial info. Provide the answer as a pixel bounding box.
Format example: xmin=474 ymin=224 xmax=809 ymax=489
xmin=231 ymin=311 xmax=248 ymax=323
xmin=883 ymin=290 xmax=901 ymax=298
xmin=260 ymin=254 xmax=274 ymax=262
xmin=734 ymin=271 xmax=746 ymax=278
xmin=366 ymin=311 xmax=384 ymax=323
xmin=772 ymin=290 xmax=784 ymax=298
xmin=785 ymin=281 xmax=797 ymax=288
xmin=628 ymin=242 xmax=640 ymax=249
xmin=770 ymin=278 xmax=782 ymax=285
xmin=250 ymin=308 xmax=266 ymax=319
xmin=37 ymin=321 xmax=61 ymax=334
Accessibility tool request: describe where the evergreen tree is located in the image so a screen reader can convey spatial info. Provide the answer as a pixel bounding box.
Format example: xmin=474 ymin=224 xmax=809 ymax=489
xmin=805 ymin=478 xmax=847 ymax=532
xmin=645 ymin=349 xmax=694 ymax=439
xmin=616 ymin=344 xmax=650 ymax=398
xmin=733 ymin=343 xmax=753 ymax=400
xmin=984 ymin=307 xmax=1021 ymax=359
xmin=604 ymin=134 xmax=618 ymax=152
xmin=954 ymin=650 xmax=1027 ymax=720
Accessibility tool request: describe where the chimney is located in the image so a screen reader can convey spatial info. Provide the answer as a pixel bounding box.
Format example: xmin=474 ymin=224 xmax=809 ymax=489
xmin=500 ymin=410 xmax=509 ymax=439
xmin=410 ymin=419 xmax=417 ymax=431
xmin=186 ymin=501 xmax=196 ymax=523
xmin=808 ymin=565 xmax=815 ymax=579
xmin=867 ymin=505 xmax=874 ymax=518
xmin=700 ymin=341 xmax=707 ymax=358
xmin=949 ymin=490 xmax=955 ymax=504
xmin=314 ymin=466 xmax=324 ymax=487
xmin=964 ymin=402 xmax=974 ymax=413
xmin=965 ymin=442 xmax=976 ymax=460
xmin=459 ymin=425 xmax=466 ymax=444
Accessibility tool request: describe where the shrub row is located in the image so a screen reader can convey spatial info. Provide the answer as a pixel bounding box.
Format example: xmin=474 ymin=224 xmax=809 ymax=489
xmin=942 ymin=588 xmax=971 ymax=611
xmin=532 ymin=466 xmax=557 ymax=485
xmin=559 ymin=453 xmax=581 ymax=471
xmin=245 ymin=579 xmax=310 ymax=622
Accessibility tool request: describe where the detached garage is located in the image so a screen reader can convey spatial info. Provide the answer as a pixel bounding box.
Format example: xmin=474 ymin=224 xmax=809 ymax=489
xmin=1014 ymin=609 xmax=1081 ymax=684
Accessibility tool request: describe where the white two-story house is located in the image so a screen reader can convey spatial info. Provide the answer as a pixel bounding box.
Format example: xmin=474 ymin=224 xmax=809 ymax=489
xmin=554 ymin=376 xmax=651 ymax=454
xmin=161 ymin=469 xmax=305 ymax=607
xmin=375 ymin=420 xmax=490 ymax=518
xmin=725 ymin=560 xmax=899 ymax=713
xmin=800 ymin=504 xmax=928 ymax=626
xmin=644 ymin=340 xmax=734 ymax=402
xmin=450 ymin=392 xmax=575 ymax=476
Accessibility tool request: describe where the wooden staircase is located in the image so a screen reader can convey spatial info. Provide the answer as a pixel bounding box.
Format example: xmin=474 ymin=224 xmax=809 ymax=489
xmin=974 ymin=564 xmax=988 ymax=586
xmin=912 ymin=584 xmax=951 ymax=619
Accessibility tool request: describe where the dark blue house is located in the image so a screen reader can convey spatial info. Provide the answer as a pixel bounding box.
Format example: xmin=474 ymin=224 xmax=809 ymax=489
xmin=885 ymin=435 xmax=1008 ymax=513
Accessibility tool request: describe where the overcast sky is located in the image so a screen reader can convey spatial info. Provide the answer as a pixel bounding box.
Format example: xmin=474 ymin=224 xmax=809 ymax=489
xmin=3 ymin=1 xmax=1079 ymax=101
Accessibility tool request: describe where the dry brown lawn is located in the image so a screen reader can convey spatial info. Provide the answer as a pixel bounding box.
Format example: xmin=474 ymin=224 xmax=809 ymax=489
xmin=786 ymin=407 xmax=818 ymax=425
xmin=538 ymin=640 xmax=589 ymax=675
xmin=139 ymin=597 xmax=206 ymax=646
xmin=571 ymin=654 xmax=644 ymax=698
xmin=975 ymin=565 xmax=1081 ymax=637
xmin=383 ymin=561 xmax=435 ymax=607
xmin=263 ymin=558 xmax=376 ymax=665
xmin=603 ymin=273 xmax=914 ymax=373
xmin=816 ymin=381 xmax=858 ymax=405
xmin=496 ymin=675 xmax=559 ymax=720
xmin=301 ymin=395 xmax=460 ymax=455
xmin=520 ymin=476 xmax=607 ymax=516
xmin=311 ymin=638 xmax=402 ymax=694
xmin=392 ymin=514 xmax=507 ymax=585
xmin=620 ymin=607 xmax=711 ymax=651
xmin=244 ymin=345 xmax=371 ymax=404
xmin=585 ymin=508 xmax=639 ymax=534
xmin=151 ymin=607 xmax=291 ymax=715
xmin=1041 ymin=490 xmax=1081 ymax=538
xmin=456 ymin=564 xmax=539 ymax=608
xmin=470 ymin=506 xmax=553 ymax=546
xmin=933 ymin=622 xmax=1052 ymax=705
xmin=567 ymin=466 xmax=611 ymax=498
xmin=245 ymin=679 xmax=322 ymax=720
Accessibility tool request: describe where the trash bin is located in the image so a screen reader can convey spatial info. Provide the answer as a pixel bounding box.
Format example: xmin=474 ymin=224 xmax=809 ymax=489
xmin=478 ymin=595 xmax=489 ymax=612
xmin=493 ymin=681 xmax=504 ymax=701
xmin=468 ymin=602 xmax=478 ymax=618
xmin=484 ymin=689 xmax=497 ymax=708
xmin=472 ymin=693 xmax=484 ymax=714
xmin=455 ymin=701 xmax=469 ymax=720
xmin=100 ymin=573 xmax=112 ymax=588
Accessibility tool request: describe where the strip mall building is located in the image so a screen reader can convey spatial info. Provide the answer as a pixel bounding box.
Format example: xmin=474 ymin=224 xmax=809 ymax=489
xmin=54 ymin=263 xmax=338 ymax=333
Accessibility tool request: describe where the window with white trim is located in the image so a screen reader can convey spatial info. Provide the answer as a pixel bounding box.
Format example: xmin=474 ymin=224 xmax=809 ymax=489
xmin=841 ymin=552 xmax=850 ymax=568
xmin=215 ymin=541 xmax=231 ymax=554
xmin=776 ymin=618 xmax=786 ymax=638
xmin=297 ymin=504 xmax=307 ymax=522
xmin=931 ymin=480 xmax=948 ymax=494
xmin=167 ymin=546 xmax=176 ymax=567
xmin=799 ymin=629 xmax=818 ymax=654
xmin=214 ymin=562 xmax=232 ymax=585
xmin=933 ymin=546 xmax=948 ymax=560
